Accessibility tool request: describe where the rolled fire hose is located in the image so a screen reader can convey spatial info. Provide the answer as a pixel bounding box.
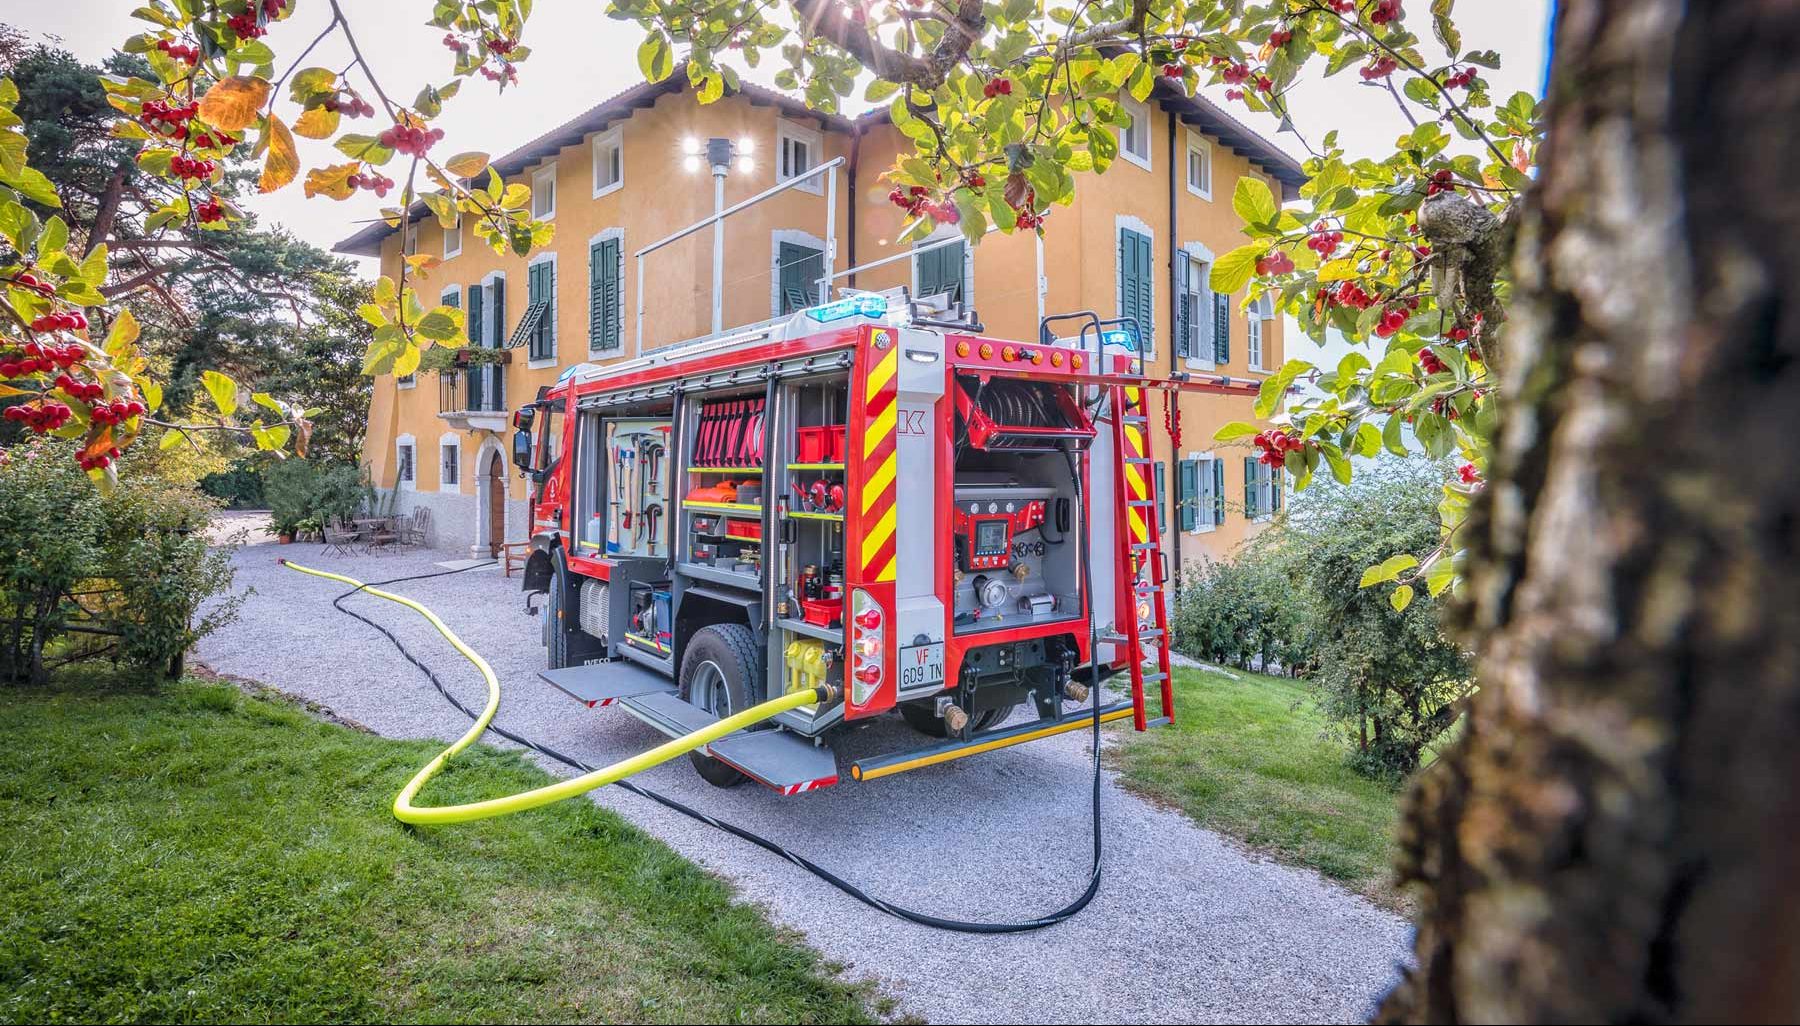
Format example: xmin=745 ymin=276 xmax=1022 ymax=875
xmin=279 ymin=559 xmax=833 ymax=826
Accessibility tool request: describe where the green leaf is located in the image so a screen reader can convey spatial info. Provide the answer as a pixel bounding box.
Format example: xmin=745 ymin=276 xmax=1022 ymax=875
xmin=637 ymin=32 xmax=673 ymax=81
xmin=1254 ymin=359 xmax=1311 ymax=419
xmin=0 ymin=164 xmax=60 ymax=207
xmin=1322 ymin=444 xmax=1352 ymax=485
xmin=1424 ymin=553 xmax=1458 ymax=597
xmin=1390 ymin=584 xmax=1415 ymax=612
xmin=201 ymin=369 xmax=238 ymax=418
xmin=1232 ymin=176 xmax=1278 ymax=228
xmin=1360 ymin=553 xmax=1419 ymax=588
xmin=1211 ymin=242 xmax=1264 ymax=294
xmin=417 ymin=304 xmax=466 ymax=342
xmin=1213 ymin=421 xmax=1262 ymax=442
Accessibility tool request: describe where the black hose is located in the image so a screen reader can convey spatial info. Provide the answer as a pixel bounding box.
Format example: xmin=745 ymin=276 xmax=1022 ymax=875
xmin=327 ymin=526 xmax=1107 ymax=932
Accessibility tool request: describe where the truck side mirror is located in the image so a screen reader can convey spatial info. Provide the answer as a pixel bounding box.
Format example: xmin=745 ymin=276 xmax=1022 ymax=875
xmin=511 ymin=427 xmax=535 ymax=473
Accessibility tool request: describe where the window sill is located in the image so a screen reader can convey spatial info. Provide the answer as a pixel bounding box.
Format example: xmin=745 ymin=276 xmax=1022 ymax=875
xmin=592 ymin=180 xmax=623 ymax=201
xmin=1186 ymin=184 xmax=1212 ymax=201
xmin=1189 ymin=524 xmax=1217 ymax=536
xmin=779 ymin=178 xmax=824 ymax=196
xmin=1183 ymin=356 xmax=1218 ymax=373
xmin=1120 ymin=150 xmax=1152 ymax=172
xmin=397 ymin=380 xmax=417 ymax=390
xmin=527 ymin=356 xmax=557 ymax=370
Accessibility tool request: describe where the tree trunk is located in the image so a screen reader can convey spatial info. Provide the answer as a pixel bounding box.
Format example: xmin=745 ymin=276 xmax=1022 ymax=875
xmin=1380 ymin=2 xmax=1800 ymax=1022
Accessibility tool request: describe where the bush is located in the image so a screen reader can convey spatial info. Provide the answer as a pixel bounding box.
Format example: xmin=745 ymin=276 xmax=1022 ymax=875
xmin=200 ymin=463 xmax=266 ymax=508
xmin=0 ymin=441 xmax=240 ymax=685
xmin=262 ymin=459 xmax=364 ymax=534
xmin=1173 ymin=550 xmax=1317 ymax=675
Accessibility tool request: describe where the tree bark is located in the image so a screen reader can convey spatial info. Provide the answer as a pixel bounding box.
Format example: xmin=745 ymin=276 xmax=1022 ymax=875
xmin=1380 ymin=2 xmax=1800 ymax=1022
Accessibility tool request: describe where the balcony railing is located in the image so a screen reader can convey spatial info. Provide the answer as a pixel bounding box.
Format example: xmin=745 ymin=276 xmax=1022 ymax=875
xmin=438 ymin=366 xmax=506 ymax=419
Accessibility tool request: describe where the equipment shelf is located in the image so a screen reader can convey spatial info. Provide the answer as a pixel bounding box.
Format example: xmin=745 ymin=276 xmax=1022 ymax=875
xmin=776 ymin=616 xmax=842 ymax=642
xmin=787 ymin=462 xmax=845 ymax=471
xmin=785 ymin=510 xmax=844 ymax=522
xmin=689 ymin=466 xmax=763 ymax=474
xmin=679 ymin=561 xmax=760 ymax=590
xmin=684 ymin=500 xmax=763 ymax=514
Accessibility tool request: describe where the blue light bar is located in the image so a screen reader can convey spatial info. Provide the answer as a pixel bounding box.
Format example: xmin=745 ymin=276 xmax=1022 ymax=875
xmin=805 ymin=295 xmax=888 ymax=323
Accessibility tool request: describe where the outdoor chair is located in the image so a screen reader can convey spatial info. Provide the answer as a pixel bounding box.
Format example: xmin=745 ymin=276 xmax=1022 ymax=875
xmin=400 ymin=507 xmax=433 ymax=548
xmin=366 ymin=517 xmax=400 ymax=554
xmin=322 ymin=518 xmax=362 ymax=557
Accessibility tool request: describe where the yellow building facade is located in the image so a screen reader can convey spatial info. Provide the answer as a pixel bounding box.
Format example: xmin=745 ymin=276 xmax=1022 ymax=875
xmin=340 ymin=76 xmax=1302 ymax=572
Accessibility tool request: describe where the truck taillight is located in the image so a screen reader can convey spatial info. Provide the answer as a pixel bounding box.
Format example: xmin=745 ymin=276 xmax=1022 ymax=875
xmin=849 ymin=588 xmax=884 ymax=705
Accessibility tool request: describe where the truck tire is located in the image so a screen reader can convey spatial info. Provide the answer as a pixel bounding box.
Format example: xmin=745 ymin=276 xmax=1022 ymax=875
xmin=679 ymin=623 xmax=761 ymax=788
xmin=546 ymin=564 xmax=574 ymax=670
xmin=900 ymin=700 xmax=1006 ymax=737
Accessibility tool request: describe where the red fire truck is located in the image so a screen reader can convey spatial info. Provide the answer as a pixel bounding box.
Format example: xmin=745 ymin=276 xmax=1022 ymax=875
xmin=511 ymin=290 xmax=1258 ymax=794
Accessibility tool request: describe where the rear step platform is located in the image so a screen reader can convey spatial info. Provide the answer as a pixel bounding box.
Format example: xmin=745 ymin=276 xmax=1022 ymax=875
xmin=616 ymin=691 xmax=842 ymax=795
xmin=540 ymin=661 xmax=676 ymax=707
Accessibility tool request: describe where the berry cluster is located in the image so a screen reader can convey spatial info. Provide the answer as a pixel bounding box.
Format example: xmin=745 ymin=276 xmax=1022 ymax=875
xmin=477 ymin=64 xmax=519 ymax=84
xmin=1361 ymin=57 xmax=1399 ymax=80
xmin=322 ymin=93 xmax=376 ymax=118
xmin=1445 ymin=67 xmax=1478 ymax=89
xmin=1161 ymin=63 xmax=1184 ymax=79
xmin=1253 ymin=429 xmax=1302 ymax=468
xmin=227 ymin=12 xmax=267 ymax=39
xmin=488 ymin=37 xmax=518 ymax=54
xmin=1329 ymin=0 xmax=1355 ymax=10
xmin=1222 ymin=63 xmax=1251 ymax=86
xmin=1375 ymin=307 xmax=1411 ymax=339
xmin=982 ymin=77 xmax=1013 ymax=99
xmin=154 ymin=38 xmax=199 ymax=65
xmin=1430 ymin=394 xmax=1460 ymax=420
xmin=188 ymin=129 xmax=233 ymax=149
xmin=4 ymin=400 xmax=72 ymax=433
xmin=197 ymin=198 xmax=227 ymax=223
xmin=1255 ymin=250 xmax=1296 ymax=276
xmin=378 ymin=124 xmax=444 ymax=156
xmin=1371 ymin=0 xmax=1404 ymax=25
xmin=29 ymin=311 xmax=89 ymax=334
xmin=346 ymin=171 xmax=396 ymax=197
xmin=1012 ymin=187 xmax=1044 ymax=230
xmin=1426 ymin=168 xmax=1457 ymax=196
xmin=170 ymin=154 xmax=216 ymax=180
xmin=3 ymin=340 xmax=84 ymax=378
xmin=1457 ymin=462 xmax=1482 ymax=485
xmin=1306 ymin=222 xmax=1344 ymax=256
xmin=1446 ymin=325 xmax=1471 ymax=342
xmin=443 ymin=33 xmax=470 ymax=54
xmin=1417 ymin=347 xmax=1447 ymax=374
xmin=1269 ymin=29 xmax=1293 ymax=47
xmin=141 ymin=99 xmax=200 ymax=136
xmin=53 ymin=372 xmax=105 ymax=402
xmin=10 ymin=272 xmax=55 ymax=297
xmin=78 ymin=448 xmax=122 ymax=473
xmin=1318 ymin=280 xmax=1378 ymax=310
xmin=89 ymin=396 xmax=146 ymax=425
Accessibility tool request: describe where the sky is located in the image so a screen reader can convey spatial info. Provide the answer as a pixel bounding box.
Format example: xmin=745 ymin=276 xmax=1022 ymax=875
xmin=14 ymin=0 xmax=1551 ymax=282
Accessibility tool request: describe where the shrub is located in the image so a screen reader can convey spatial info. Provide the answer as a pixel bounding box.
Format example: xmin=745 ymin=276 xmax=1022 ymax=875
xmin=0 ymin=441 xmax=240 ymax=685
xmin=263 ymin=459 xmax=364 ymax=534
xmin=1173 ymin=550 xmax=1317 ymax=675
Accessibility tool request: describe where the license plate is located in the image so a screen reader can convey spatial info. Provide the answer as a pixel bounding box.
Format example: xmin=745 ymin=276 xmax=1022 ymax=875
xmin=898 ymin=642 xmax=945 ymax=691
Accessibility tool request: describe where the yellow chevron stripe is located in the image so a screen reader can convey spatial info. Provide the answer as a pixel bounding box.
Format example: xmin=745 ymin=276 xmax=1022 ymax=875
xmin=1128 ymin=508 xmax=1147 ymax=542
xmin=861 ymin=506 xmax=897 ymax=569
xmin=862 ymin=453 xmax=896 ymax=515
xmin=866 ymin=347 xmax=897 ymax=403
xmin=863 ymin=401 xmax=895 ymax=460
xmin=1124 ymin=463 xmax=1146 ymax=499
xmin=1123 ymin=422 xmax=1144 ymax=453
xmin=874 ymin=555 xmax=896 ymax=583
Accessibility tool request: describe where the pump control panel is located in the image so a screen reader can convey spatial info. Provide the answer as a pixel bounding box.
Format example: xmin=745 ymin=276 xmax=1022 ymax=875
xmin=954 ymin=497 xmax=1046 ymax=571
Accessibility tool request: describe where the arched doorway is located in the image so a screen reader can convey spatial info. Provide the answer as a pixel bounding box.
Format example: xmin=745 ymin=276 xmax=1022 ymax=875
xmin=485 ymin=451 xmax=505 ymax=556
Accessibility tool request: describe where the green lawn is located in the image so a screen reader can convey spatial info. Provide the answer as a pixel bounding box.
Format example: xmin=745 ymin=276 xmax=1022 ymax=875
xmin=0 ymin=679 xmax=876 ymax=1025
xmin=1108 ymin=667 xmax=1404 ymax=907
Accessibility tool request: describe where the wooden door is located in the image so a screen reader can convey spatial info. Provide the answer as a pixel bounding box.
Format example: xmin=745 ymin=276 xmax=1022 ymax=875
xmin=486 ymin=451 xmax=505 ymax=555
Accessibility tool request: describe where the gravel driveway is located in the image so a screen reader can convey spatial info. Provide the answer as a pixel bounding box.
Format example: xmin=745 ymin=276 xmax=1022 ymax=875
xmin=198 ymin=515 xmax=1409 ymax=1024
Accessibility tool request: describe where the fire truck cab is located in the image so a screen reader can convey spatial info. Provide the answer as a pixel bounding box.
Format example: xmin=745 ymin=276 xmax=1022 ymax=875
xmin=512 ymin=288 xmax=1246 ymax=793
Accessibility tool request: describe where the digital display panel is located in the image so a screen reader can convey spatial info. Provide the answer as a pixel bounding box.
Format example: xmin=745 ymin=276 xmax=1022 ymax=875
xmin=974 ymin=518 xmax=1009 ymax=556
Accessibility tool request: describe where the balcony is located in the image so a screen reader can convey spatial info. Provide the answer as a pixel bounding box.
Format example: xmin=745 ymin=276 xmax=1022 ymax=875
xmin=438 ymin=365 xmax=508 ymax=432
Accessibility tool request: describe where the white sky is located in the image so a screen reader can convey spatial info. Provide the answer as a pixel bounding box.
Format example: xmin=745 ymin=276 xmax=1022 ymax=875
xmin=17 ymin=0 xmax=1550 ymax=278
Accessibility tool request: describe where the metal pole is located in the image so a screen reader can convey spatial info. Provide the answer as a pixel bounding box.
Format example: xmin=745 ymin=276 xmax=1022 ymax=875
xmin=821 ymin=165 xmax=838 ymax=304
xmin=711 ymin=165 xmax=726 ymax=336
xmin=635 ymin=252 xmax=645 ymax=353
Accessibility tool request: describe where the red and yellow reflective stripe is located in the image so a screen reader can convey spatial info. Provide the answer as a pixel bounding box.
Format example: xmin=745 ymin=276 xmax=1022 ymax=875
xmin=859 ymin=340 xmax=899 ymax=583
xmin=1120 ymin=387 xmax=1149 ymax=550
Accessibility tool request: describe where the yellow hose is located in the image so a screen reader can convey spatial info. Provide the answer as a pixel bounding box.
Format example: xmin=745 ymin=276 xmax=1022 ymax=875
xmin=280 ymin=560 xmax=829 ymax=825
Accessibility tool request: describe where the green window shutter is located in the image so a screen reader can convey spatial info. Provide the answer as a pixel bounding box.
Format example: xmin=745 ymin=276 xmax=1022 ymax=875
xmin=443 ymin=290 xmax=459 ymax=310
xmin=467 ymin=283 xmax=484 ymax=347
xmin=1271 ymin=467 xmax=1283 ymax=512
xmin=1212 ymin=458 xmax=1226 ymax=525
xmin=1243 ymin=456 xmax=1258 ymax=518
xmin=1118 ymin=228 xmax=1154 ymax=348
xmin=916 ymin=241 xmax=964 ymax=302
xmin=1213 ymin=291 xmax=1231 ymax=364
xmin=1174 ymin=259 xmax=1191 ymax=358
xmin=780 ymin=242 xmax=825 ymax=313
xmin=590 ymin=239 xmax=620 ymax=350
xmin=528 ymin=262 xmax=554 ymax=360
xmin=1178 ymin=459 xmax=1198 ymax=532
xmin=1153 ymin=460 xmax=1166 ymax=534
xmin=492 ymin=274 xmax=506 ymax=347
xmin=1136 ymin=231 xmax=1154 ymax=346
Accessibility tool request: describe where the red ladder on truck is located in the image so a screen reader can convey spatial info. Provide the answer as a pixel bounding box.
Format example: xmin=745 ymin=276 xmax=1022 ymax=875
xmin=1106 ymin=383 xmax=1174 ymax=731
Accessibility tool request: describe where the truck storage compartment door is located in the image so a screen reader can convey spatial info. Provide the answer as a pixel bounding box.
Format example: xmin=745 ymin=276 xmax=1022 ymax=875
xmin=953 ymin=376 xmax=1096 ymax=452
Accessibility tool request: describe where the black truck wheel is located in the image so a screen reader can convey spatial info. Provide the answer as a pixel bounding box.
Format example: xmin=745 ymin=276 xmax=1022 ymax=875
xmin=679 ymin=623 xmax=761 ymax=788
xmin=546 ymin=563 xmax=574 ymax=669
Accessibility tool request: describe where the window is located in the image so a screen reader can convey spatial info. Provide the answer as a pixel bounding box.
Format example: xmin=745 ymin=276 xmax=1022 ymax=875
xmin=1120 ymin=96 xmax=1151 ymax=170
xmin=913 ymin=236 xmax=967 ymax=306
xmin=1176 ymin=252 xmax=1209 ymax=362
xmin=525 ymin=255 xmax=556 ymax=364
xmin=1178 ymin=455 xmax=1220 ymax=532
xmin=1117 ymin=222 xmax=1155 ymax=355
xmin=777 ymin=120 xmax=823 ymax=194
xmin=1212 ymin=290 xmax=1232 ymax=365
xmin=589 ymin=231 xmax=623 ymax=350
xmin=531 ymin=163 xmax=557 ymax=220
xmin=1243 ymin=457 xmax=1283 ymax=520
xmin=777 ymin=237 xmax=825 ymax=314
xmin=592 ymin=128 xmax=623 ymax=198
xmin=440 ymin=436 xmax=460 ymax=490
xmin=1247 ymin=293 xmax=1273 ymax=371
xmin=443 ymin=213 xmax=461 ymax=259
xmin=1186 ymin=132 xmax=1212 ymax=199
xmin=396 ymin=436 xmax=416 ymax=488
